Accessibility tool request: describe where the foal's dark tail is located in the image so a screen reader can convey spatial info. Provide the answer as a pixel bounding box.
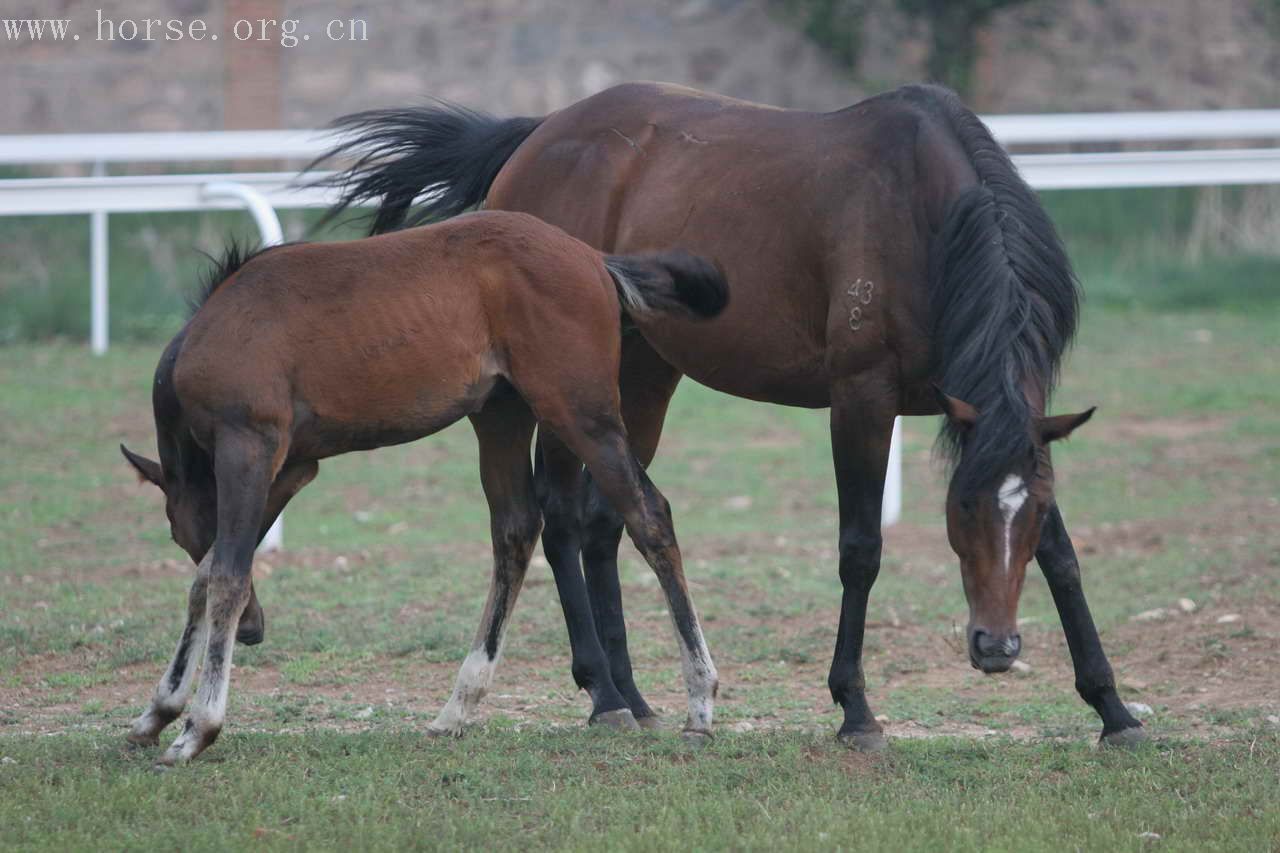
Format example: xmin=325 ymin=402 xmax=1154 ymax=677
xmin=306 ymin=102 xmax=543 ymax=234
xmin=604 ymin=250 xmax=729 ymax=321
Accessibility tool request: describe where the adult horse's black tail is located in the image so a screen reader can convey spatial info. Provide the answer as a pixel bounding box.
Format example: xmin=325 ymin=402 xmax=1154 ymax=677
xmin=911 ymin=85 xmax=1081 ymax=495
xmin=308 ymin=102 xmax=543 ymax=234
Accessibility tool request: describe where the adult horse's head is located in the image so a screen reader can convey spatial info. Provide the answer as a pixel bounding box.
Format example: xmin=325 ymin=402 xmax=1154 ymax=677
xmin=935 ymin=389 xmax=1094 ymax=672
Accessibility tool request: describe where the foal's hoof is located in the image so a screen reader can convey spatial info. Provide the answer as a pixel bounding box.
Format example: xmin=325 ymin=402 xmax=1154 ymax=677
xmin=1100 ymin=725 xmax=1149 ymax=749
xmin=235 ymin=625 xmax=264 ymax=646
xmin=836 ymin=729 xmax=888 ymax=753
xmin=125 ymin=732 xmax=159 ymax=749
xmin=589 ymin=708 xmax=641 ymax=732
xmin=681 ymin=728 xmax=713 ymax=747
xmin=426 ymin=724 xmax=463 ymax=738
xmin=634 ymin=713 xmax=664 ymax=731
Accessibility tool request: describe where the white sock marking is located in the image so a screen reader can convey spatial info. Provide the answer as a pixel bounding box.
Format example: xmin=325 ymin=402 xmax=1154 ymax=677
xmin=666 ymin=610 xmax=718 ymax=733
xmin=430 ymin=648 xmax=498 ymax=736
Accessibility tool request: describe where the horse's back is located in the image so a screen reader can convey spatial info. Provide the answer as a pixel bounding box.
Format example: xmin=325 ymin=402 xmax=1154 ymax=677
xmin=490 ymin=82 xmax=954 ymax=405
xmin=172 ymin=212 xmax=616 ymax=451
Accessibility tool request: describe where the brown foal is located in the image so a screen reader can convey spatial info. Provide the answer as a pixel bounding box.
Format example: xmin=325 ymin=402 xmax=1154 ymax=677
xmin=121 ymin=210 xmax=727 ymax=765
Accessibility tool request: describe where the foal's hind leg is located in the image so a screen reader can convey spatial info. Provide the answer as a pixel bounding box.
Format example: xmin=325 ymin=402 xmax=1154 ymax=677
xmin=128 ymin=553 xmax=212 ymax=746
xmin=573 ymin=343 xmax=683 ymax=727
xmin=554 ymin=418 xmax=718 ymax=739
xmin=428 ymin=399 xmax=541 ymax=737
xmin=157 ymin=431 xmax=277 ymax=766
xmin=236 ymin=461 xmax=318 ymax=647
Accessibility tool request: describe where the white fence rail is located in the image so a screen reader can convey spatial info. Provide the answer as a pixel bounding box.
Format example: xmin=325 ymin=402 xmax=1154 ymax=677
xmin=4 ymin=107 xmax=1280 ymax=538
xmin=1 ymin=108 xmax=1278 ymax=168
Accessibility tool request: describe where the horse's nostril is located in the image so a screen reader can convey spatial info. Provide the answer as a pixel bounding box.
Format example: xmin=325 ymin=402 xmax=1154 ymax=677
xmin=972 ymin=631 xmax=1021 ymax=659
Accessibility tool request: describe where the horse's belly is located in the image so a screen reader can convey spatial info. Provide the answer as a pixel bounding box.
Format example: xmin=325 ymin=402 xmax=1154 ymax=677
xmin=291 ymin=340 xmax=498 ymax=457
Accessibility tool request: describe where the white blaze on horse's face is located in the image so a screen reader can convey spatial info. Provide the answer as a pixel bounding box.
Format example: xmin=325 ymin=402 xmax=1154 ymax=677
xmin=997 ymin=474 xmax=1029 ymax=576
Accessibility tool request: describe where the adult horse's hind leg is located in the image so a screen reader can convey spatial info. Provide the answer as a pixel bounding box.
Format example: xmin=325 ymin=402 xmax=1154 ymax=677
xmin=535 ymin=431 xmax=636 ymax=729
xmin=573 ymin=343 xmax=683 ymax=727
xmin=1037 ymin=504 xmax=1146 ymax=746
xmin=156 ymin=430 xmax=277 ymax=766
xmin=428 ymin=397 xmax=542 ymax=736
xmin=556 ymin=418 xmax=718 ymax=739
xmin=128 ymin=553 xmax=212 ymax=746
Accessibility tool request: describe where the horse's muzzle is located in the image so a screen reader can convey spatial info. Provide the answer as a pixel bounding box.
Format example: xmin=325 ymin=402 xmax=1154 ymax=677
xmin=969 ymin=630 xmax=1021 ymax=673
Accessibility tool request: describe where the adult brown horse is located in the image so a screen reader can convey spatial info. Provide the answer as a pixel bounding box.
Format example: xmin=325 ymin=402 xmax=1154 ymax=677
xmin=312 ymin=81 xmax=1146 ymax=749
xmin=120 ymin=210 xmax=727 ymax=765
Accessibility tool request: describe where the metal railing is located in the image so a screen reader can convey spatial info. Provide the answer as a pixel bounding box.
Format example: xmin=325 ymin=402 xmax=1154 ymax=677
xmin=4 ymin=107 xmax=1280 ymax=536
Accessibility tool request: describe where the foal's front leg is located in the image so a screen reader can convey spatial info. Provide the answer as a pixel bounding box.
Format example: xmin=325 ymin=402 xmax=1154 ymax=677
xmin=155 ymin=433 xmax=274 ymax=766
xmin=128 ymin=554 xmax=212 ymax=746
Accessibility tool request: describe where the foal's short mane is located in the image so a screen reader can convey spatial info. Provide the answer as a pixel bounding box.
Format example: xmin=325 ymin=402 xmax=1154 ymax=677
xmin=188 ymin=239 xmax=295 ymax=317
xmin=907 ymin=86 xmax=1081 ymax=496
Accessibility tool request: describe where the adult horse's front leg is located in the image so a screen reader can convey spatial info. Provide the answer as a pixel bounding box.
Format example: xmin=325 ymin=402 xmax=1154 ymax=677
xmin=1037 ymin=504 xmax=1146 ymax=746
xmin=827 ymin=377 xmax=897 ymax=751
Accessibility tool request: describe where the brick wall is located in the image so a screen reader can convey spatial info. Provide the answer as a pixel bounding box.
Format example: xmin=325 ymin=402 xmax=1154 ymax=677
xmin=0 ymin=0 xmax=1276 ymax=134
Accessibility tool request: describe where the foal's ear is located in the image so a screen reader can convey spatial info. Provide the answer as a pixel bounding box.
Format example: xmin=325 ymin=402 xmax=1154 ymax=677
xmin=933 ymin=384 xmax=979 ymax=427
xmin=120 ymin=444 xmax=165 ymax=492
xmin=1038 ymin=407 xmax=1096 ymax=443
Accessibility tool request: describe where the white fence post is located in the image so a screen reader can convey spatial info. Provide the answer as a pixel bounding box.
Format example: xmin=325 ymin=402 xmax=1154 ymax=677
xmin=881 ymin=417 xmax=903 ymax=528
xmin=89 ymin=160 xmax=108 ymax=355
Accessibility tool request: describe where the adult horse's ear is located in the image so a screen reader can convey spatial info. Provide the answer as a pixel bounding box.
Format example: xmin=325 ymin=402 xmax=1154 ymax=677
xmin=1038 ymin=407 xmax=1096 ymax=443
xmin=121 ymin=444 xmax=165 ymax=492
xmin=933 ymin=384 xmax=979 ymax=427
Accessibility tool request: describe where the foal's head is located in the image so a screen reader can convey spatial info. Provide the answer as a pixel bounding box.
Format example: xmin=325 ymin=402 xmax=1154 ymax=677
xmin=936 ymin=390 xmax=1094 ymax=673
xmin=120 ymin=328 xmax=219 ymax=565
xmin=121 ymin=442 xmax=217 ymax=564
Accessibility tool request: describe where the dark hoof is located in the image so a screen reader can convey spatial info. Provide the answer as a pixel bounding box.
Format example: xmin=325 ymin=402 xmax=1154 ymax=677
xmin=589 ymin=708 xmax=641 ymax=732
xmin=236 ymin=625 xmax=264 ymax=646
xmin=1100 ymin=726 xmax=1149 ymax=749
xmin=681 ymin=729 xmax=713 ymax=747
xmin=836 ymin=729 xmax=888 ymax=753
xmin=634 ymin=713 xmax=664 ymax=731
xmin=126 ymin=732 xmax=159 ymax=748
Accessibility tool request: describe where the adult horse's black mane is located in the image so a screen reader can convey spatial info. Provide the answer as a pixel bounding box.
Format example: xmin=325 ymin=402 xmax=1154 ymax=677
xmin=188 ymin=240 xmax=293 ymax=317
xmin=913 ymin=87 xmax=1081 ymax=496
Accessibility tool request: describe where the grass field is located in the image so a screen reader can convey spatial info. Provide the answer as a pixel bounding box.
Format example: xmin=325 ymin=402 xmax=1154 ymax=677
xmin=2 ymin=194 xmax=1279 ymax=849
